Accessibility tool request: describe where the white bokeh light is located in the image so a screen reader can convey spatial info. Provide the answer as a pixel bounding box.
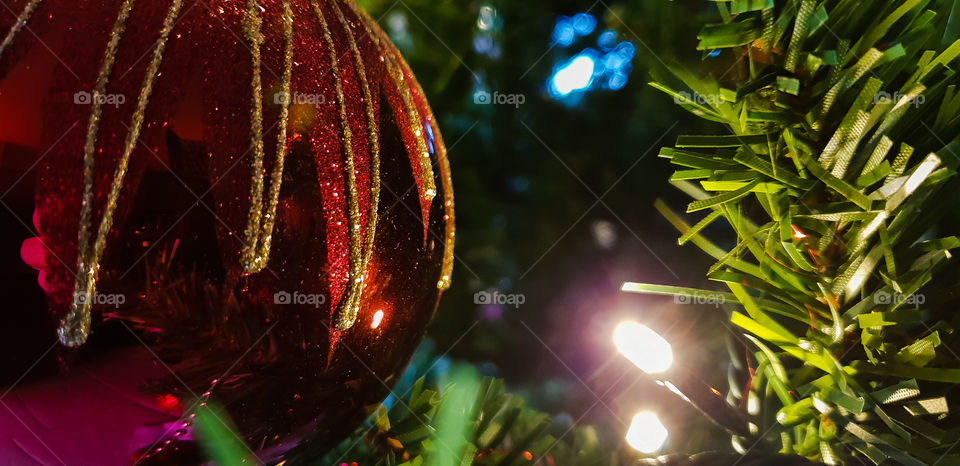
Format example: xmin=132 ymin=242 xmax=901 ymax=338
xmin=371 ymin=310 xmax=385 ymax=329
xmin=613 ymin=321 xmax=673 ymax=373
xmin=549 ymin=54 xmax=595 ymax=96
xmin=625 ymin=411 xmax=669 ymax=453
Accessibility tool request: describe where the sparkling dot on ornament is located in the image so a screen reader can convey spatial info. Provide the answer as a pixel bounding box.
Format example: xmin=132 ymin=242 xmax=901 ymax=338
xmin=371 ymin=310 xmax=384 ymax=329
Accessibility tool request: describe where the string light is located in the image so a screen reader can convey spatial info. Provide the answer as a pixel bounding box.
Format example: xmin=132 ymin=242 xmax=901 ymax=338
xmin=613 ymin=321 xmax=673 ymax=373
xmin=625 ymin=411 xmax=668 ymax=453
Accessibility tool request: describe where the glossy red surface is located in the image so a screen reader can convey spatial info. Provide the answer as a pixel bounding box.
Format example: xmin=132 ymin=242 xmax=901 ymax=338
xmin=0 ymin=0 xmax=451 ymax=462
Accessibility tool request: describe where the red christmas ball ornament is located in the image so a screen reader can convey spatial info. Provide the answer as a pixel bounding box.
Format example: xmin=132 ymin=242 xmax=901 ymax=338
xmin=0 ymin=0 xmax=453 ymax=463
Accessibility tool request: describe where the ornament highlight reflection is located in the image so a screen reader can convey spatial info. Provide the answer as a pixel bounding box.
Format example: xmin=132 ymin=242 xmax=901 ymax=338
xmin=371 ymin=309 xmax=385 ymax=329
xmin=625 ymin=411 xmax=668 ymax=454
xmin=613 ymin=321 xmax=673 ymax=373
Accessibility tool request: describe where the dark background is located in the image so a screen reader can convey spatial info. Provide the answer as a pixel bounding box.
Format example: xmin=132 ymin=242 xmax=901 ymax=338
xmin=357 ymin=0 xmax=742 ymax=454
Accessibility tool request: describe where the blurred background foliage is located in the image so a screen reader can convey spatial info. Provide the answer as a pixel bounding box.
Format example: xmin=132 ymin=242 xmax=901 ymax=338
xmin=355 ymin=0 xmax=744 ymax=456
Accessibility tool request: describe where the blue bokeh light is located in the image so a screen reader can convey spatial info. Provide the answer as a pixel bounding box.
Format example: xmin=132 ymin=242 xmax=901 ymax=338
xmin=552 ymin=17 xmax=576 ymax=47
xmin=572 ymin=13 xmax=597 ymax=35
xmin=474 ymin=35 xmax=494 ymax=54
xmin=552 ymin=13 xmax=597 ymax=47
xmin=603 ymin=49 xmax=627 ymax=70
xmin=547 ymin=14 xmax=635 ymax=101
xmin=615 ymin=41 xmax=636 ymax=57
xmin=474 ymin=4 xmax=502 ymax=59
xmin=597 ymin=30 xmax=617 ymax=50
xmin=509 ymin=176 xmax=531 ymax=193
xmin=608 ymin=71 xmax=629 ymax=90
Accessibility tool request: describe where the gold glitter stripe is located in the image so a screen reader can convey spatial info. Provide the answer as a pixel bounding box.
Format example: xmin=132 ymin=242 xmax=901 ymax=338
xmin=0 ymin=0 xmax=42 ymax=62
xmin=255 ymin=0 xmax=294 ymax=271
xmin=346 ymin=0 xmax=435 ymax=203
xmin=239 ymin=0 xmax=265 ymax=272
xmin=398 ymin=71 xmax=437 ymax=202
xmin=347 ymin=1 xmax=454 ymax=290
xmin=312 ymin=0 xmax=365 ymax=330
xmin=77 ymin=0 xmax=136 ymax=279
xmin=63 ymin=0 xmax=184 ymax=347
xmin=68 ymin=0 xmax=138 ymax=347
xmin=410 ymin=84 xmax=455 ymax=291
xmin=330 ymin=0 xmax=381 ymax=329
xmin=435 ymin=129 xmax=455 ymax=291
xmin=240 ymin=0 xmax=294 ymax=273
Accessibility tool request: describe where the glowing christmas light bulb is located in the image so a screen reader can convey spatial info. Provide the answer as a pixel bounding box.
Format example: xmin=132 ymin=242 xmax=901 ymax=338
xmin=625 ymin=411 xmax=668 ymax=453
xmin=613 ymin=321 xmax=673 ymax=373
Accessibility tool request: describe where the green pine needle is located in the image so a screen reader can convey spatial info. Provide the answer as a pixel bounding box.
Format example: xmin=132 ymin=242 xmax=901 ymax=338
xmin=635 ymin=0 xmax=960 ymax=463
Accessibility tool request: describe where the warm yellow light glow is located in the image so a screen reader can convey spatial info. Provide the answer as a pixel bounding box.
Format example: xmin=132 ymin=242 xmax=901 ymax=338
xmin=613 ymin=321 xmax=673 ymax=373
xmin=371 ymin=310 xmax=384 ymax=329
xmin=625 ymin=411 xmax=668 ymax=453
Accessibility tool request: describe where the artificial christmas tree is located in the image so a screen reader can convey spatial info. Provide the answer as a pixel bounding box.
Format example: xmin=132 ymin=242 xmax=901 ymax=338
xmin=625 ymin=0 xmax=960 ymax=463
